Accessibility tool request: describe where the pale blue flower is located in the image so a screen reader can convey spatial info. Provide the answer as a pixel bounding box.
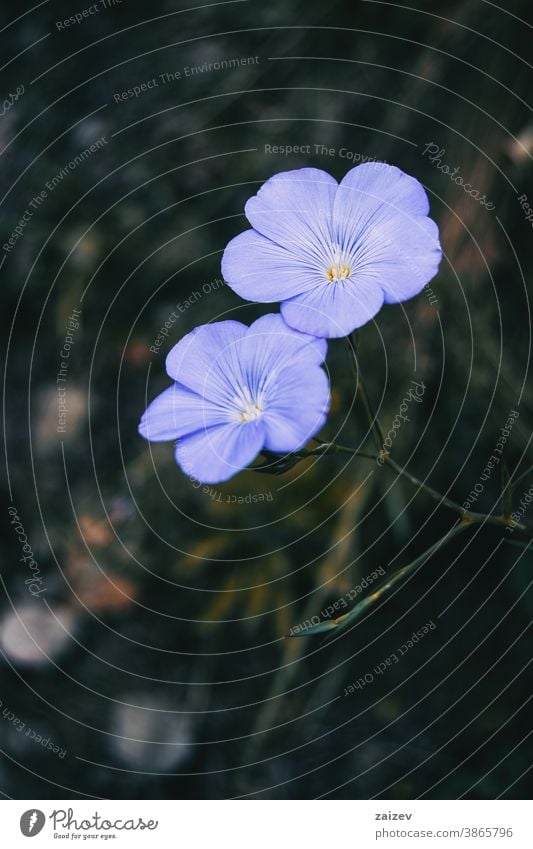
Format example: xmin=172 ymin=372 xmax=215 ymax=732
xmin=139 ymin=314 xmax=329 ymax=483
xmin=222 ymin=164 xmax=441 ymax=338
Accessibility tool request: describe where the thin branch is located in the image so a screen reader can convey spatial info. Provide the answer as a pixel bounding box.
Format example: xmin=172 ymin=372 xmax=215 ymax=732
xmin=510 ymin=466 xmax=533 ymax=494
xmin=346 ymin=332 xmax=385 ymax=450
xmin=296 ymin=443 xmax=377 ymax=461
xmin=289 ymin=521 xmax=471 ymax=637
xmin=335 ymin=446 xmax=529 ymax=534
xmin=383 ymin=454 xmax=468 ymax=516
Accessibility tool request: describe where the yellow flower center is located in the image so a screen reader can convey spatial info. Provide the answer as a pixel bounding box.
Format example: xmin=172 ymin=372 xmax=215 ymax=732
xmin=327 ymin=262 xmax=351 ymax=282
xmin=326 ymin=244 xmax=351 ymax=282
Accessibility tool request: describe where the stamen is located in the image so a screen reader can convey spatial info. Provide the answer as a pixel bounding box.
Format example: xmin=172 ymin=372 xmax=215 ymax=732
xmin=327 ymin=262 xmax=351 ymax=281
xmin=326 ymin=244 xmax=351 ymax=282
xmin=231 ymin=385 xmax=265 ymax=423
xmin=239 ymin=403 xmax=263 ymax=423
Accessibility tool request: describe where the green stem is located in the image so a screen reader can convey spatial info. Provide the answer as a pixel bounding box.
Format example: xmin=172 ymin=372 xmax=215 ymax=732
xmin=299 ymin=441 xmax=531 ymax=534
xmin=510 ymin=466 xmax=533 ymax=493
xmin=378 ymin=453 xmax=529 ymax=534
xmin=383 ymin=454 xmax=466 ymax=515
xmin=339 ymin=341 xmax=530 ymax=535
xmin=346 ymin=332 xmax=385 ymax=450
xmin=296 ymin=443 xmax=377 ymax=461
xmin=290 ymin=520 xmax=472 ymax=637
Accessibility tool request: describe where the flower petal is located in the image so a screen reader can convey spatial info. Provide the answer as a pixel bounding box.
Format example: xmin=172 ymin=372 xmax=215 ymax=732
xmin=281 ymin=278 xmax=384 ymax=338
xmin=175 ymin=421 xmax=265 ymax=484
xmin=138 ymin=383 xmax=229 ymax=443
xmin=370 ymin=215 xmax=441 ymax=303
xmin=332 ymin=163 xmax=441 ymax=304
xmin=245 ymin=167 xmax=338 ymax=253
xmin=165 ymin=321 xmax=248 ymax=404
xmin=243 ymin=313 xmax=327 ymax=377
xmin=263 ymin=365 xmax=330 ymax=452
xmin=334 ymin=163 xmax=431 ymax=228
xmin=222 ymin=229 xmax=323 ymax=302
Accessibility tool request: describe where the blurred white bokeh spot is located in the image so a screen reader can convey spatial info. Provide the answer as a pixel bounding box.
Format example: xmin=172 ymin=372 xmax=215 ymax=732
xmin=110 ymin=693 xmax=195 ymax=771
xmin=0 ymin=602 xmax=76 ymax=666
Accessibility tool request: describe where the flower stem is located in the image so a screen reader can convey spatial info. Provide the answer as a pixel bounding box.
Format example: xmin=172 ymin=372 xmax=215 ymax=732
xmin=382 ymin=454 xmax=467 ymax=516
xmin=346 ymin=332 xmax=385 ymax=450
xmin=510 ymin=465 xmax=533 ymax=493
xmin=290 ymin=520 xmax=472 ymax=637
xmin=297 ymin=443 xmax=377 ymax=461
xmin=312 ymin=442 xmax=530 ymax=535
xmin=339 ymin=338 xmax=532 ymax=536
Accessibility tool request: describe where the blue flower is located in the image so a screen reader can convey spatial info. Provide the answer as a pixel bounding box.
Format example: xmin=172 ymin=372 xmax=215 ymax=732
xmin=139 ymin=314 xmax=330 ymax=484
xmin=221 ymin=164 xmax=442 ymax=338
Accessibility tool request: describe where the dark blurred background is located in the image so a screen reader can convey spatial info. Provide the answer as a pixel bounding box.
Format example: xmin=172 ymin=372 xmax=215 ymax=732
xmin=1 ymin=0 xmax=532 ymax=799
